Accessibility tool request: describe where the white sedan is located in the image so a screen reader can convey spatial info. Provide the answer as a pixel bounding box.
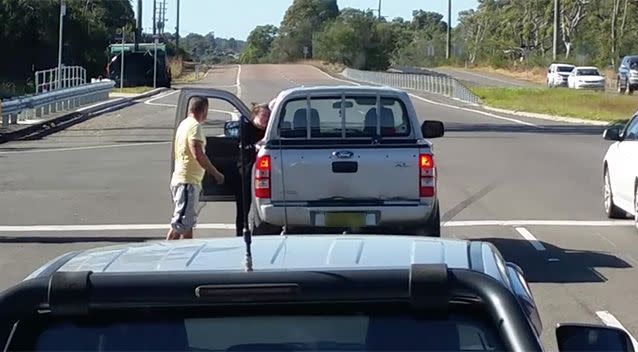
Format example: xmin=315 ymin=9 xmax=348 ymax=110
xmin=603 ymin=115 xmax=638 ymax=231
xmin=567 ymin=66 xmax=605 ymax=91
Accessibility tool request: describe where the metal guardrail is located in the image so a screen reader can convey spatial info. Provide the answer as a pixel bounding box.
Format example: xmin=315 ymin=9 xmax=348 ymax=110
xmin=1 ymin=80 xmax=115 ymax=127
xmin=342 ymin=68 xmax=481 ymax=104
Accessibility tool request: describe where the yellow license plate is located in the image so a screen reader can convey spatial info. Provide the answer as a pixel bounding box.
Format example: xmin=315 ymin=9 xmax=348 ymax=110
xmin=324 ymin=213 xmax=366 ymax=227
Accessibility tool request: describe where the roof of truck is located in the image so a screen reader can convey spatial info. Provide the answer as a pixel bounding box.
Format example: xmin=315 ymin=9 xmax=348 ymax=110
xmin=25 ymin=235 xmax=508 ymax=285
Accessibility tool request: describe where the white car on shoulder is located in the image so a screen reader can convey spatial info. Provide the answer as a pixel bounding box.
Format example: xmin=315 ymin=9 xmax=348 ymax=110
xmin=567 ymin=66 xmax=605 ymax=91
xmin=547 ymin=63 xmax=575 ymax=87
xmin=602 ymin=115 xmax=638 ymax=231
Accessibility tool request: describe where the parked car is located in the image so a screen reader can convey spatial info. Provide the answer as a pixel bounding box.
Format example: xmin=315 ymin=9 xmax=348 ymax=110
xmin=172 ymin=86 xmax=445 ymax=237
xmin=602 ymin=114 xmax=638 ymax=231
xmin=567 ymin=66 xmax=605 ymax=91
xmin=1 ymin=235 xmax=634 ymax=352
xmin=617 ymin=55 xmax=638 ymax=94
xmin=547 ymin=63 xmax=575 ymax=87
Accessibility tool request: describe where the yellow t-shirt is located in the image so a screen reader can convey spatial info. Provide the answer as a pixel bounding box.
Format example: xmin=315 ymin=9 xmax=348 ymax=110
xmin=171 ymin=116 xmax=206 ymax=186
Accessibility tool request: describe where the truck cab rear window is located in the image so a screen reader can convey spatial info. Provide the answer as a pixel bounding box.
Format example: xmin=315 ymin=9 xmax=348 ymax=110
xmin=278 ymin=96 xmax=411 ymax=138
xmin=9 ymin=313 xmax=505 ymax=351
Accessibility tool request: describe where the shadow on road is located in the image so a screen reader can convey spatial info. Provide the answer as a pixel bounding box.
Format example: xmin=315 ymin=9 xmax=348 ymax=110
xmin=76 ymin=127 xmax=174 ymax=132
xmin=477 ymin=237 xmax=632 ymax=283
xmin=444 ymin=122 xmax=611 ymax=136
xmin=0 ymin=236 xmax=157 ymax=244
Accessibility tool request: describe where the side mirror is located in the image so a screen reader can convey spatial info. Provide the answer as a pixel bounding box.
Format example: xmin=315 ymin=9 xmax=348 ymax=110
xmin=556 ymin=323 xmax=635 ymax=352
xmin=224 ymin=120 xmax=240 ymax=137
xmin=421 ymin=120 xmax=444 ymax=139
xmin=603 ymin=128 xmax=622 ymax=141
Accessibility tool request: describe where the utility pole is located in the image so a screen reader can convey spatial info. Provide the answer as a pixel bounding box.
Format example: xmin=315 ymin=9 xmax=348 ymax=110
xmin=175 ymin=0 xmax=180 ymax=48
xmin=378 ymin=0 xmax=381 ymax=19
xmin=446 ymin=0 xmax=451 ymax=60
xmin=135 ymin=0 xmax=142 ymax=51
xmin=153 ymin=36 xmax=158 ymax=89
xmin=553 ymin=0 xmax=559 ymax=61
xmin=152 ymin=0 xmax=157 ymax=35
xmin=57 ymin=0 xmax=66 ymax=90
xmin=120 ymin=28 xmax=125 ymax=92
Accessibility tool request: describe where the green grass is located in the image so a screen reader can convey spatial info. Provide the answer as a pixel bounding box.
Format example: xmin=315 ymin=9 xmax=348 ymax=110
xmin=471 ymin=87 xmax=636 ymax=122
xmin=113 ymin=86 xmax=154 ymax=94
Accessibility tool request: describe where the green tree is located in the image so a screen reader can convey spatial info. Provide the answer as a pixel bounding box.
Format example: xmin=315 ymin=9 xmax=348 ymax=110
xmin=274 ymin=0 xmax=339 ymax=61
xmin=313 ymin=8 xmax=397 ymax=70
xmin=241 ymin=25 xmax=278 ymax=64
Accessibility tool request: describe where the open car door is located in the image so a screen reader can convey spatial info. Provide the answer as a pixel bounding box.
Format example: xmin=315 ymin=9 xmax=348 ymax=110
xmin=172 ymin=88 xmax=250 ymax=202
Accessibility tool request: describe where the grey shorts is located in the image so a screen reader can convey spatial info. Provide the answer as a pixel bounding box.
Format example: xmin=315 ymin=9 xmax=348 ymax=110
xmin=170 ymin=183 xmax=201 ymax=234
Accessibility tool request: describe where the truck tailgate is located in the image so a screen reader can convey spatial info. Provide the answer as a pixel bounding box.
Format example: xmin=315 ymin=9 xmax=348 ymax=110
xmin=271 ymin=147 xmax=420 ymax=203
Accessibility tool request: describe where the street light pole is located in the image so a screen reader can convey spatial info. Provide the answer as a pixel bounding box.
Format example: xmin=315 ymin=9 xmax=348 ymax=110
xmin=446 ymin=0 xmax=451 ymax=60
xmin=153 ymin=36 xmax=158 ymax=88
xmin=120 ymin=30 xmax=125 ymax=92
xmin=377 ymin=0 xmax=381 ymax=19
xmin=553 ymin=0 xmax=559 ymax=61
xmin=57 ymin=0 xmax=66 ymax=90
xmin=175 ymin=0 xmax=181 ymax=48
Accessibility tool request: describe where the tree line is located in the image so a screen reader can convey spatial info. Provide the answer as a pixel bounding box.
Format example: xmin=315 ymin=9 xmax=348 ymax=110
xmin=0 ymin=0 xmax=243 ymax=98
xmin=0 ymin=0 xmax=134 ymax=96
xmin=241 ymin=0 xmax=638 ymax=71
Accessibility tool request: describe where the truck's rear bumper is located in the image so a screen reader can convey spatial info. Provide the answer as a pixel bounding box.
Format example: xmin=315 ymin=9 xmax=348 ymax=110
xmin=256 ymin=200 xmax=435 ymax=228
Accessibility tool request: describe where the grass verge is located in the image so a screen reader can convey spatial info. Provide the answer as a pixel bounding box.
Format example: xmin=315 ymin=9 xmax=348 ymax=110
xmin=471 ymin=87 xmax=635 ymax=122
xmin=112 ymin=86 xmax=154 ymax=94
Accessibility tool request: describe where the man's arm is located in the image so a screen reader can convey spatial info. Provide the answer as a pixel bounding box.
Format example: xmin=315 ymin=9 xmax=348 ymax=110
xmin=189 ymin=139 xmax=224 ymax=184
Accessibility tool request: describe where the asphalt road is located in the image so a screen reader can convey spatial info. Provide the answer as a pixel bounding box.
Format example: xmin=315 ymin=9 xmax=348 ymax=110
xmin=1 ymin=64 xmax=637 ymax=350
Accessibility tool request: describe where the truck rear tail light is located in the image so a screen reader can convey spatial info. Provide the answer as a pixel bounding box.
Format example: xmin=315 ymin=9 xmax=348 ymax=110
xmin=419 ymin=154 xmax=435 ymax=198
xmin=255 ymin=155 xmax=271 ymax=199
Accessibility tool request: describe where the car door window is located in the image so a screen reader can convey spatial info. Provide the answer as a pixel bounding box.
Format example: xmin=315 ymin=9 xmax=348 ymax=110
xmin=622 ymin=117 xmax=638 ymax=141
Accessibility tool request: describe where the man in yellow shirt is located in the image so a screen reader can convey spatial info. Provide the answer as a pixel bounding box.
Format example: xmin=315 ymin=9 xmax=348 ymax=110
xmin=167 ymin=96 xmax=224 ymax=240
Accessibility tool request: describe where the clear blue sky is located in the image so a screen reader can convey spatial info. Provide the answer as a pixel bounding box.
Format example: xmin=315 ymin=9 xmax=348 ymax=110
xmin=135 ymin=0 xmax=478 ymax=40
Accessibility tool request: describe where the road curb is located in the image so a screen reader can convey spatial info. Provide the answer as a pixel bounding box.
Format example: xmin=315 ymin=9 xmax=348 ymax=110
xmin=0 ymin=88 xmax=170 ymax=144
xmin=481 ymin=106 xmax=614 ymax=126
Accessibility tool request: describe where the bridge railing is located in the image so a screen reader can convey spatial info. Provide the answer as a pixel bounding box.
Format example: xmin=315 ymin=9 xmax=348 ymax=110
xmin=1 ymin=80 xmax=116 ymax=127
xmin=342 ymin=68 xmax=481 ymax=104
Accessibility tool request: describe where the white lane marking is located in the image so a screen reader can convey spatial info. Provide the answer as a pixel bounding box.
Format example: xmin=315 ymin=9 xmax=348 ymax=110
xmin=308 ymin=65 xmax=361 ymax=86
xmin=408 ymin=93 xmax=541 ymax=127
xmin=144 ymin=89 xmax=180 ymax=106
xmin=444 ymin=220 xmax=635 ymax=227
xmin=236 ymin=64 xmax=242 ymax=98
xmin=596 ymin=311 xmax=638 ymax=350
xmin=514 ymin=227 xmax=546 ymax=251
xmin=76 ymin=98 xmax=126 ymax=112
xmin=306 ymin=64 xmax=540 ymax=127
xmin=0 ymin=141 xmax=170 ymax=155
xmin=0 ymin=220 xmax=635 ymax=232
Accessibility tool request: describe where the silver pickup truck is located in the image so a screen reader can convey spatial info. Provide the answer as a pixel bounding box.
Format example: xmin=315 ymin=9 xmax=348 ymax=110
xmin=172 ymin=85 xmax=444 ymax=236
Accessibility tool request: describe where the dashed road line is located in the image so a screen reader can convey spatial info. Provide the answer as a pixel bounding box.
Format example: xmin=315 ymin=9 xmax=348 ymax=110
xmin=514 ymin=227 xmax=546 ymax=251
xmin=444 ymin=220 xmax=635 ymax=227
xmin=596 ymin=311 xmax=638 ymax=350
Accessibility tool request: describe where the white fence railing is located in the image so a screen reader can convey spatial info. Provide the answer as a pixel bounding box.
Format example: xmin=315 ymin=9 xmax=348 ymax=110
xmin=1 ymin=80 xmax=115 ymax=127
xmin=342 ymin=68 xmax=481 ymax=104
xmin=35 ymin=66 xmax=87 ymax=93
